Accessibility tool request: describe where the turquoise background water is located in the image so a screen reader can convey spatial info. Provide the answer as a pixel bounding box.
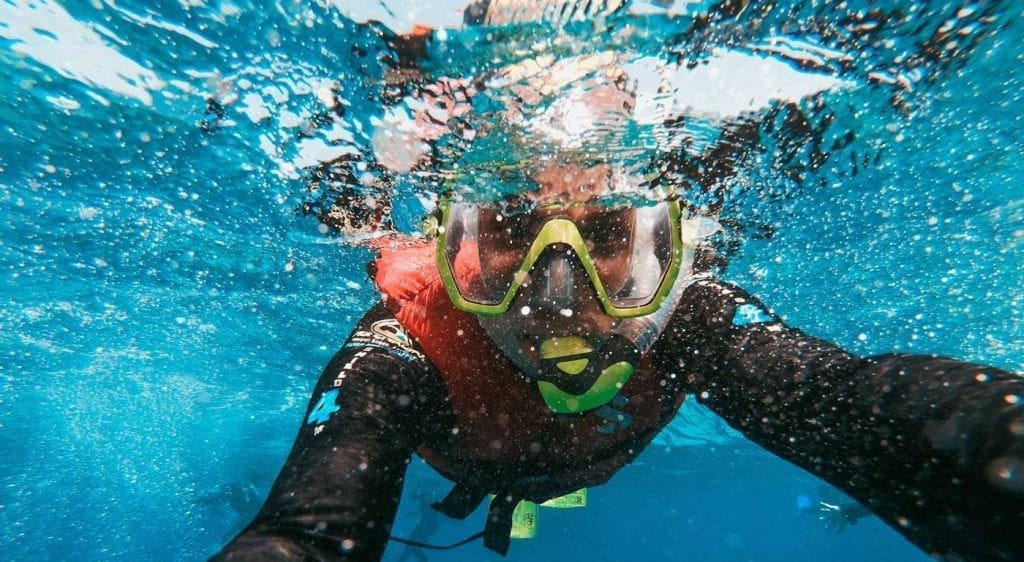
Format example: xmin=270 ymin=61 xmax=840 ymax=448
xmin=1 ymin=1 xmax=1021 ymax=560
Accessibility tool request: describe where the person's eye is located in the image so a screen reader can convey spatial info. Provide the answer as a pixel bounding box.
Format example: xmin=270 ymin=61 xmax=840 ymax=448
xmin=588 ymin=228 xmax=614 ymax=244
xmin=505 ymin=215 xmax=531 ymax=240
xmin=589 ymin=222 xmax=629 ymax=245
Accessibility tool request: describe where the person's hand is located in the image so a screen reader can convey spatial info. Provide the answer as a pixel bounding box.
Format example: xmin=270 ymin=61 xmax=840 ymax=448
xmin=818 ymin=500 xmax=873 ymax=533
xmin=818 ymin=502 xmax=856 ymax=533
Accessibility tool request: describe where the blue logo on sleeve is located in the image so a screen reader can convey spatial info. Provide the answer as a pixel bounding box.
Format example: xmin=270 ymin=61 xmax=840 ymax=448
xmin=306 ymin=389 xmax=341 ymax=425
xmin=733 ymin=303 xmax=774 ymax=326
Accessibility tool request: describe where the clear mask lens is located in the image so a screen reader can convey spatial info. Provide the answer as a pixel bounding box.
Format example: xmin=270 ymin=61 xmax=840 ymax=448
xmin=439 ymin=200 xmax=681 ymax=316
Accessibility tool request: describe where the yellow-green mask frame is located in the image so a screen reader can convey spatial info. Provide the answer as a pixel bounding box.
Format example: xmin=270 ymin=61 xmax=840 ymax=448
xmin=436 ymin=199 xmax=685 ymax=319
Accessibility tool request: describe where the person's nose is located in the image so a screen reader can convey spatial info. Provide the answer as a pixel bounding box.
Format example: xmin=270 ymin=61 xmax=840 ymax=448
xmin=523 ymin=246 xmax=594 ymax=313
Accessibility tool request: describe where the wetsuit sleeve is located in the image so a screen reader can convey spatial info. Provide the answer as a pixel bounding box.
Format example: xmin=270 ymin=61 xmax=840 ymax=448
xmin=212 ymin=303 xmax=452 ymax=562
xmin=658 ymin=279 xmax=1024 ymax=561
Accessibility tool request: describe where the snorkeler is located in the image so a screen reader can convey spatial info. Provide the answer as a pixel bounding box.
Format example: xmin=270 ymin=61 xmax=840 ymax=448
xmin=212 ymin=158 xmax=1024 ymax=561
xmin=212 ymin=2 xmax=1023 ymax=561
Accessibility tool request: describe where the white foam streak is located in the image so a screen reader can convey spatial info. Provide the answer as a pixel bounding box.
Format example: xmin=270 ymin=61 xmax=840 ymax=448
xmin=629 ymin=49 xmax=849 ymax=122
xmin=0 ymin=0 xmax=165 ymax=106
xmin=110 ymin=4 xmax=219 ymax=49
xmin=330 ymin=0 xmax=470 ymax=34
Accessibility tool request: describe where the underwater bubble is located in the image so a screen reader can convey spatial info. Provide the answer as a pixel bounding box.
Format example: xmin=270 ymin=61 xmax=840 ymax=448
xmin=1010 ymin=419 xmax=1024 ymax=436
xmin=986 ymin=456 xmax=1024 ymax=494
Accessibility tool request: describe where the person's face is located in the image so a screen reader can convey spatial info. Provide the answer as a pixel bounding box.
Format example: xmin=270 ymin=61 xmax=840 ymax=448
xmin=476 ymin=204 xmax=635 ymax=298
xmin=476 ymin=163 xmax=634 ymax=372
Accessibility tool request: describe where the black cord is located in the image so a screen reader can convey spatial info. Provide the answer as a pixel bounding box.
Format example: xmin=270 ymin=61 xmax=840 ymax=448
xmin=388 ymin=530 xmax=485 ymax=550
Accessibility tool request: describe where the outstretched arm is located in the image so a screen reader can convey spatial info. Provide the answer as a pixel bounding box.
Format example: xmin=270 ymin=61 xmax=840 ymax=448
xmin=212 ymin=304 xmax=451 ymax=561
xmin=658 ymin=279 xmax=1024 ymax=561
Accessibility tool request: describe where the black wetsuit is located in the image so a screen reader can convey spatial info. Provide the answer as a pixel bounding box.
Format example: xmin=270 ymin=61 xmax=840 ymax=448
xmin=213 ymin=280 xmax=1024 ymax=561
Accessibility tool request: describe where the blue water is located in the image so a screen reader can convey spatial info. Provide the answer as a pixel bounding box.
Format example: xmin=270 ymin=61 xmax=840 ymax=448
xmin=1 ymin=1 xmax=1022 ymax=560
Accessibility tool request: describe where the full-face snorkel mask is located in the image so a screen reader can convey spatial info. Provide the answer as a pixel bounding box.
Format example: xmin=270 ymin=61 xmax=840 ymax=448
xmin=436 ymin=196 xmax=698 ymax=413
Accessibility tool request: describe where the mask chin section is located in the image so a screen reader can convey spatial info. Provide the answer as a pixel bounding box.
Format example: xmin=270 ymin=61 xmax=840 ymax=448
xmin=536 ymin=335 xmax=639 ymax=413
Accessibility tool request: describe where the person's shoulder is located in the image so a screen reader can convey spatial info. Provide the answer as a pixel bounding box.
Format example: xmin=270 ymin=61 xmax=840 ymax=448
xmin=369 ymin=238 xmax=440 ymax=304
xmin=341 ymin=302 xmax=431 ymax=365
xmin=674 ymin=277 xmax=781 ymax=331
